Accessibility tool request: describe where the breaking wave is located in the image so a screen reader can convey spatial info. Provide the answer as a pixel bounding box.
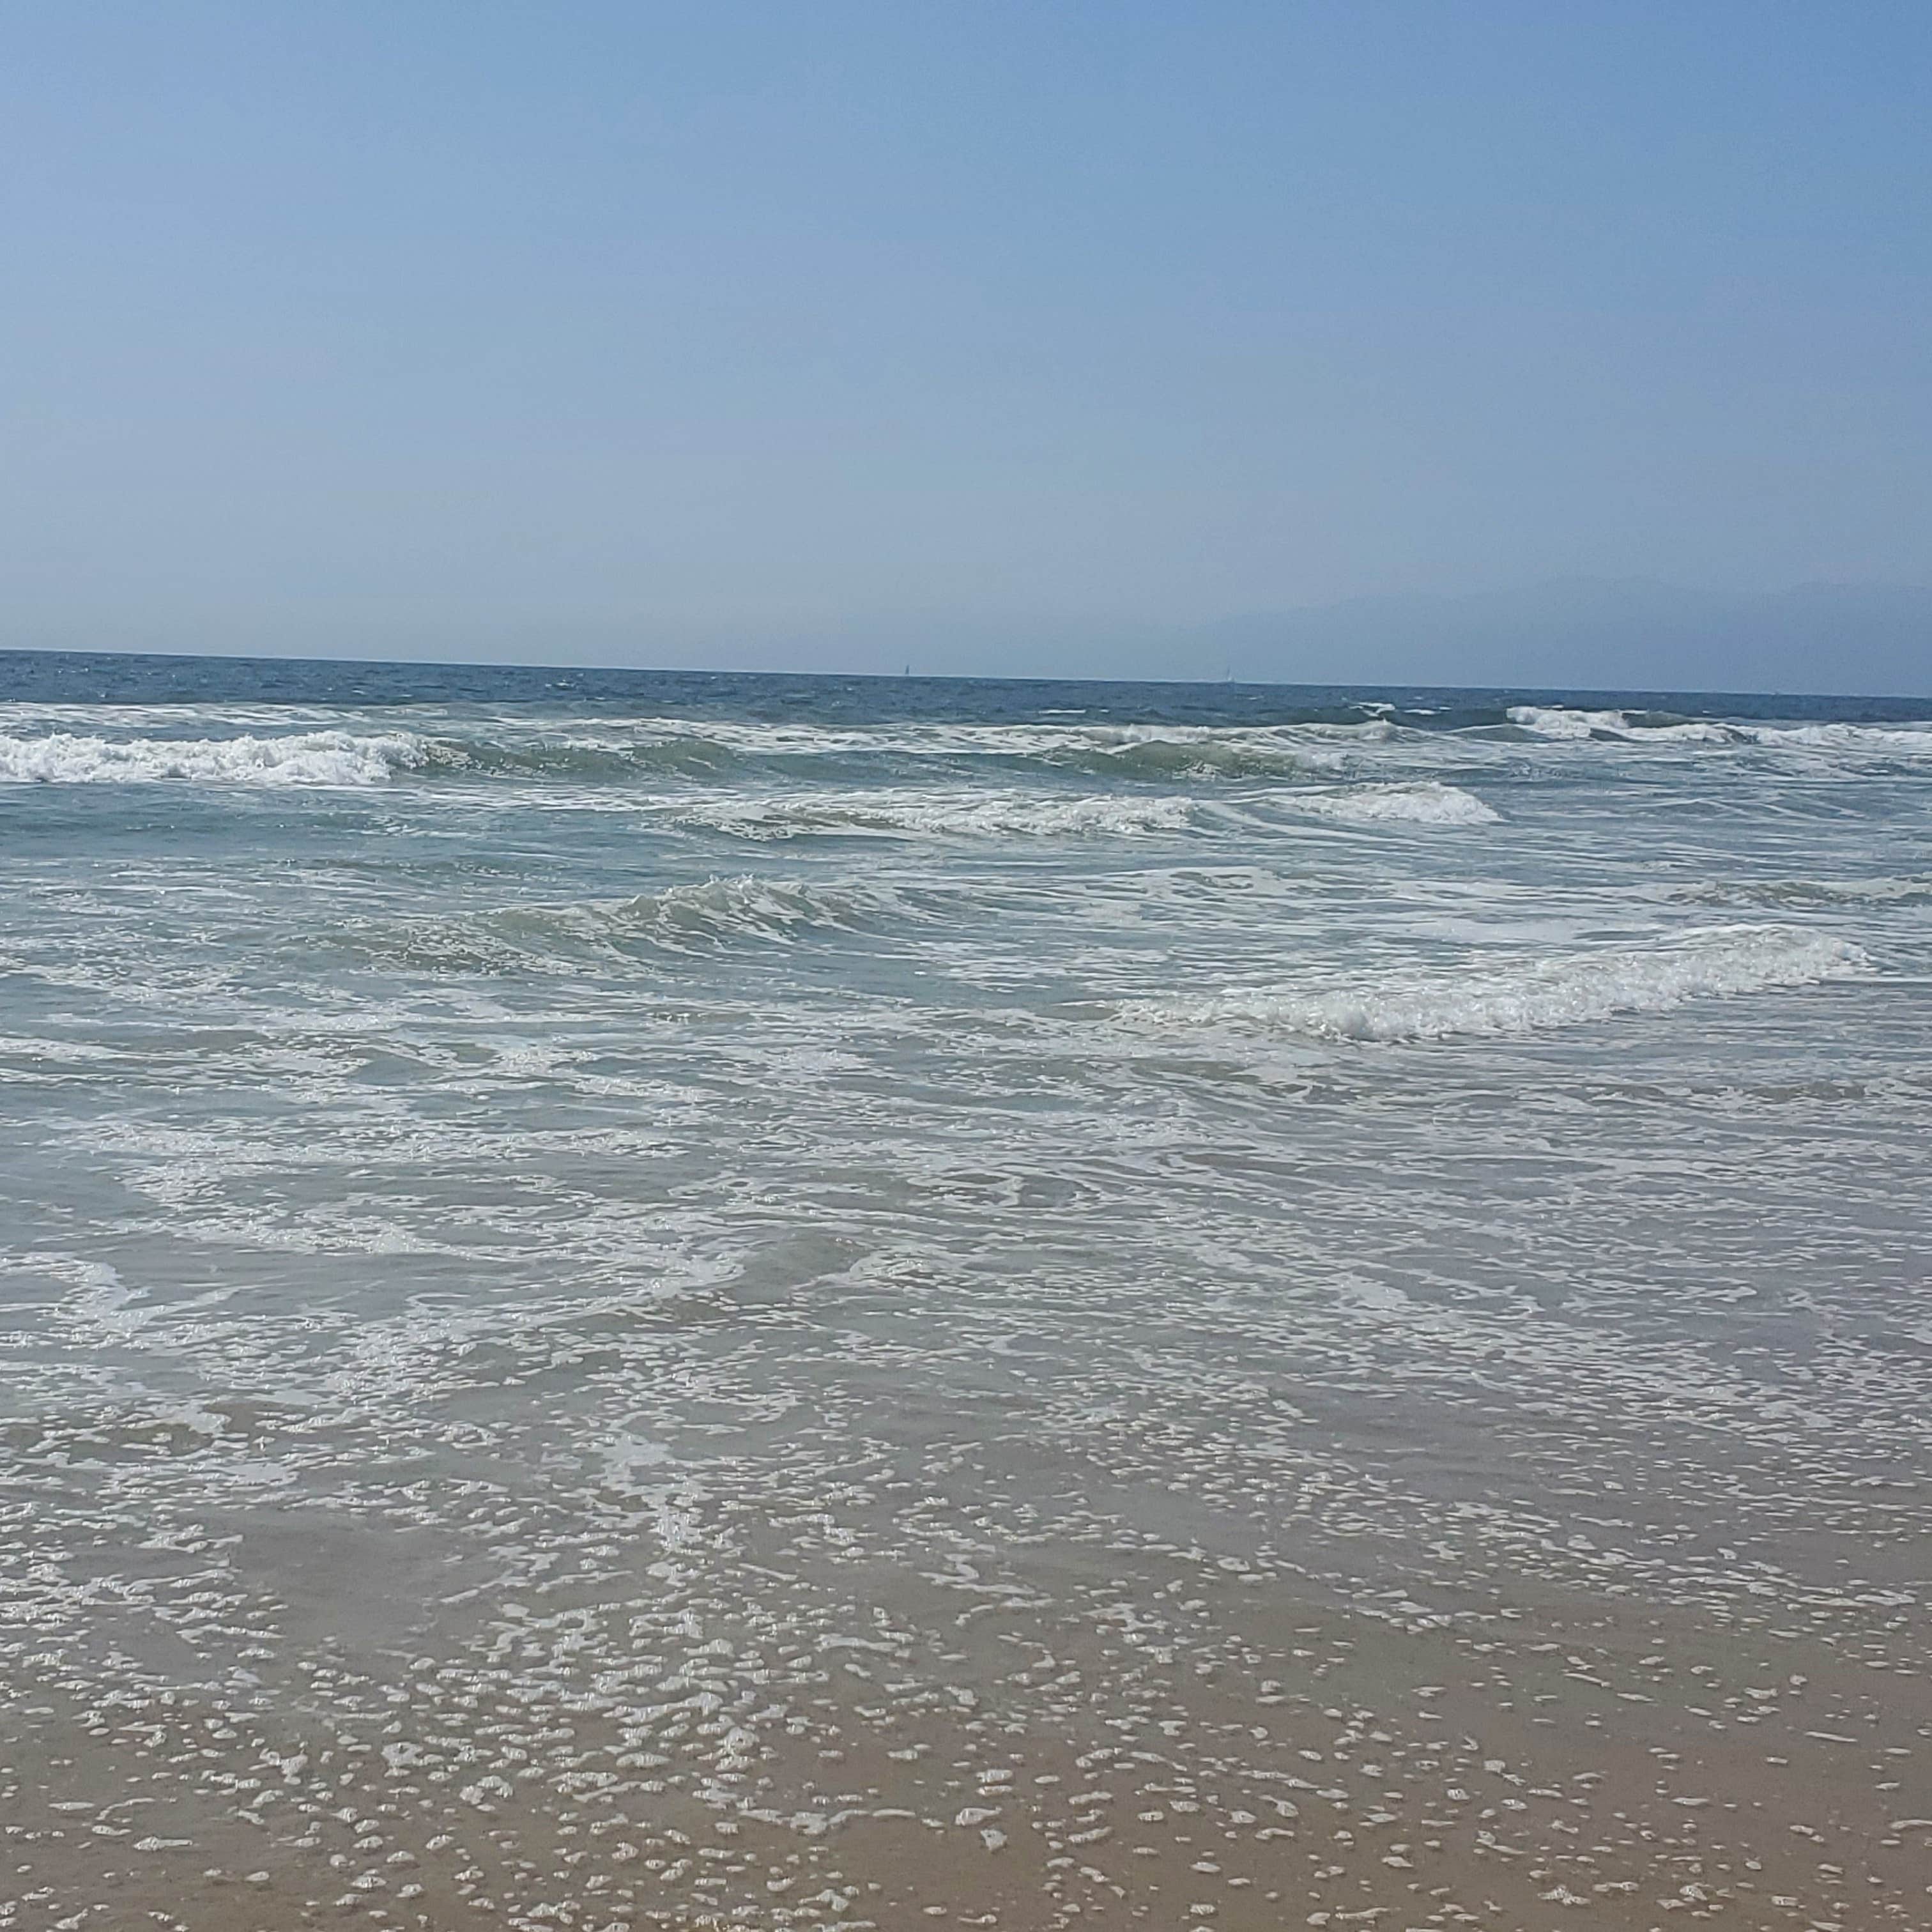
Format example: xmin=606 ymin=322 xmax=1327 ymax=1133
xmin=24 ymin=706 xmax=1922 ymax=803
xmin=669 ymin=790 xmax=1201 ymax=841
xmin=1509 ymin=705 xmax=1932 ymax=754
xmin=1123 ymin=926 xmax=1871 ymax=1043
xmin=1284 ymin=781 xmax=1499 ymax=827
xmin=415 ymin=719 xmax=1365 ymax=785
xmin=1505 ymin=705 xmax=1717 ymax=741
xmin=0 ymin=729 xmax=422 ymax=787
xmin=1743 ymin=721 xmax=1932 ymax=755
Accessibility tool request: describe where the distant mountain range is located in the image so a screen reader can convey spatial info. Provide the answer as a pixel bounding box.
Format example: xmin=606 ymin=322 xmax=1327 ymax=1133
xmin=1200 ymin=579 xmax=1932 ymax=698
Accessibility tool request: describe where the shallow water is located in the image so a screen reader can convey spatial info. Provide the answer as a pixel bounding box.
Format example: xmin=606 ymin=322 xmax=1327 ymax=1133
xmin=2 ymin=653 xmax=1929 ymax=1930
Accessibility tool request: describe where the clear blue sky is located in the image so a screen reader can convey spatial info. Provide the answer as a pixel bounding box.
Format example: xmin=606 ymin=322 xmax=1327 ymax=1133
xmin=3 ymin=2 xmax=1928 ymax=678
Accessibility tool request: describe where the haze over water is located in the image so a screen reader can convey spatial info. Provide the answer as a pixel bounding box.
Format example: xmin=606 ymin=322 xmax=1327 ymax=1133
xmin=2 ymin=652 xmax=1930 ymax=1931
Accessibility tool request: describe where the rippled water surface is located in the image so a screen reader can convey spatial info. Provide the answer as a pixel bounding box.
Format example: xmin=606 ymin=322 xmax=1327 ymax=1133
xmin=3 ymin=652 xmax=1929 ymax=1931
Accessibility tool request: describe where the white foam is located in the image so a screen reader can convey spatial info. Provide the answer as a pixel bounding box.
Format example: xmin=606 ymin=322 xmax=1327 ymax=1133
xmin=0 ymin=729 xmax=421 ymax=786
xmin=65 ymin=1262 xmax=155 ymax=1340
xmin=1124 ymin=926 xmax=1870 ymax=1043
xmin=670 ymin=790 xmax=1199 ymax=840
xmin=1286 ymin=782 xmax=1499 ymax=827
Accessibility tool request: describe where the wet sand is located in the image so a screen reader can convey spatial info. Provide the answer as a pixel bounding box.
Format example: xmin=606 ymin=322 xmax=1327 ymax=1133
xmin=6 ymin=1386 xmax=1929 ymax=1931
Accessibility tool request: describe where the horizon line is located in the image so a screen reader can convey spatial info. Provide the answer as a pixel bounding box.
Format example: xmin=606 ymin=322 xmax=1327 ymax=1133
xmin=2 ymin=640 xmax=1925 ymax=709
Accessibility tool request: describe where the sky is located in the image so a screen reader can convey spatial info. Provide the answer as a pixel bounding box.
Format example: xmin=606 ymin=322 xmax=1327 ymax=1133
xmin=2 ymin=1 xmax=1929 ymax=684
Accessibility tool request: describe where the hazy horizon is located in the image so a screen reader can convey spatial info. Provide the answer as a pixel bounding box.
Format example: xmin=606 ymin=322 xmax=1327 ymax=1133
xmin=4 ymin=4 xmax=1929 ymax=692
xmin=8 ymin=574 xmax=1929 ymax=701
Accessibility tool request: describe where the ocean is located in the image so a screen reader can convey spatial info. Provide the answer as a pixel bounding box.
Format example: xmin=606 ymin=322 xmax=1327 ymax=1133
xmin=2 ymin=649 xmax=1928 ymax=1931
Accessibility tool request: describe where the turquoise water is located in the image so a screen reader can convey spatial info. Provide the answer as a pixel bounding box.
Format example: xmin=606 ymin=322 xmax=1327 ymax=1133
xmin=3 ymin=652 xmax=1929 ymax=1929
